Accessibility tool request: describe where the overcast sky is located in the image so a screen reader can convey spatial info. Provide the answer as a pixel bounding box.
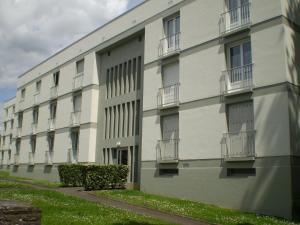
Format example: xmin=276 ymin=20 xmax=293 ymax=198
xmin=0 ymin=0 xmax=144 ymax=128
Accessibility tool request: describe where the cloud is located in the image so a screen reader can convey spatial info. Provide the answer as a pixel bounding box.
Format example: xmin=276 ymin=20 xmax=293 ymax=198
xmin=0 ymin=0 xmax=131 ymax=89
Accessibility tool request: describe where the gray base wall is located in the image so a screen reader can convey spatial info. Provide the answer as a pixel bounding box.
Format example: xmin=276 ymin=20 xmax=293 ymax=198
xmin=140 ymin=156 xmax=293 ymax=219
xmin=0 ymin=164 xmax=60 ymax=182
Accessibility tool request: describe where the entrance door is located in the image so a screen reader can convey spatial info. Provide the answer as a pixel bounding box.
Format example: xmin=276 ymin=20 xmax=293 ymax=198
xmin=117 ymin=149 xmax=128 ymax=165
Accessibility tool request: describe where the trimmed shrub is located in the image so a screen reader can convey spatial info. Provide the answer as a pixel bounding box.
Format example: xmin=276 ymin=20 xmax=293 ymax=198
xmin=58 ymin=164 xmax=128 ymax=190
xmin=58 ymin=164 xmax=85 ymax=187
xmin=84 ymin=165 xmax=128 ymax=191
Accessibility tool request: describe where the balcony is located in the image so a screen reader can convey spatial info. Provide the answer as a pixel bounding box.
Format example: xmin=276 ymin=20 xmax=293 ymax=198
xmin=158 ymin=32 xmax=180 ymax=58
xmin=67 ymin=148 xmax=78 ymax=164
xmin=222 ymin=64 xmax=253 ymax=96
xmin=14 ymin=154 xmax=19 ymax=165
xmin=157 ymin=83 xmax=180 ymax=109
xmin=50 ymin=86 xmax=58 ymax=99
xmin=73 ymin=72 xmax=84 ymax=90
xmin=33 ymin=92 xmax=40 ymax=105
xmin=28 ymin=152 xmax=34 ymax=165
xmin=31 ymin=123 xmax=37 ymax=134
xmin=220 ymin=3 xmax=251 ymax=36
xmin=222 ymin=130 xmax=256 ymax=161
xmin=45 ymin=151 xmax=53 ymax=165
xmin=48 ymin=118 xmax=56 ymax=131
xmin=70 ymin=111 xmax=81 ymax=127
xmin=157 ymin=139 xmax=179 ymax=163
xmin=16 ymin=127 xmax=22 ymax=138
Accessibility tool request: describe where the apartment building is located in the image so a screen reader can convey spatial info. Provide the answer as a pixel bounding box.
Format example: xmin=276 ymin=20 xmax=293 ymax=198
xmin=0 ymin=0 xmax=299 ymax=220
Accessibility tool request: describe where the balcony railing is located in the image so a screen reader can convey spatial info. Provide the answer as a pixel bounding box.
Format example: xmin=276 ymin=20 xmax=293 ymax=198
xmin=45 ymin=151 xmax=53 ymax=165
xmin=157 ymin=138 xmax=179 ymax=163
xmin=67 ymin=148 xmax=78 ymax=164
xmin=220 ymin=3 xmax=251 ymax=35
xmin=158 ymin=32 xmax=180 ymax=57
xmin=50 ymin=86 xmax=58 ymax=99
xmin=16 ymin=127 xmax=22 ymax=138
xmin=48 ymin=118 xmax=56 ymax=131
xmin=31 ymin=123 xmax=37 ymax=134
xmin=222 ymin=130 xmax=256 ymax=161
xmin=222 ymin=64 xmax=253 ymax=95
xmin=14 ymin=154 xmax=19 ymax=165
xmin=157 ymin=83 xmax=180 ymax=109
xmin=28 ymin=152 xmax=34 ymax=165
xmin=33 ymin=92 xmax=40 ymax=105
xmin=70 ymin=111 xmax=81 ymax=127
xmin=73 ymin=72 xmax=84 ymax=90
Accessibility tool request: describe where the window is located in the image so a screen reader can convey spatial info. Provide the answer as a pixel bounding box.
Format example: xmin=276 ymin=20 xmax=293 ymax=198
xmin=21 ymin=88 xmax=26 ymax=101
xmin=9 ymin=134 xmax=12 ymax=144
xmin=48 ymin=133 xmax=55 ymax=152
xmin=227 ymin=168 xmax=256 ymax=177
xmin=50 ymin=101 xmax=57 ymax=119
xmin=164 ymin=14 xmax=180 ymax=38
xmin=159 ymin=168 xmax=178 ymax=176
xmin=31 ymin=135 xmax=36 ymax=153
xmin=32 ymin=106 xmax=39 ymax=124
xmin=76 ymin=59 xmax=84 ymax=74
xmin=53 ymin=71 xmax=60 ymax=87
xmin=73 ymin=92 xmax=82 ymax=112
xmin=4 ymin=122 xmax=6 ymax=131
xmin=16 ymin=138 xmax=21 ymax=154
xmin=18 ymin=112 xmax=23 ymax=128
xmin=226 ymin=0 xmax=250 ymax=28
xmin=36 ymin=80 xmax=41 ymax=93
xmin=12 ymin=106 xmax=15 ymax=114
xmin=11 ymin=119 xmax=14 ymax=129
xmin=228 ymin=40 xmax=252 ymax=69
xmin=161 ymin=114 xmax=179 ymax=140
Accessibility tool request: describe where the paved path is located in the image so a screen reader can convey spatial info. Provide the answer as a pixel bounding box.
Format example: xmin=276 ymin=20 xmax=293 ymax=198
xmin=1 ymin=179 xmax=213 ymax=225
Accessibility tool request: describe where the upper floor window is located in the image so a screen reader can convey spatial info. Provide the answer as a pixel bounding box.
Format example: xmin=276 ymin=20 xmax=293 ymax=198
xmin=164 ymin=14 xmax=180 ymax=39
xmin=32 ymin=106 xmax=39 ymax=124
xmin=11 ymin=119 xmax=14 ymax=129
xmin=21 ymin=88 xmax=26 ymax=101
xmin=50 ymin=101 xmax=57 ymax=120
xmin=4 ymin=122 xmax=7 ymax=131
xmin=18 ymin=112 xmax=23 ymax=128
xmin=12 ymin=106 xmax=15 ymax=114
xmin=36 ymin=80 xmax=42 ymax=93
xmin=53 ymin=71 xmax=60 ymax=87
xmin=73 ymin=92 xmax=82 ymax=113
xmin=76 ymin=59 xmax=84 ymax=75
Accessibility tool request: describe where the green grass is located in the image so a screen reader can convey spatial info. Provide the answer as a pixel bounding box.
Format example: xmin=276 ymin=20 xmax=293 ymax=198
xmin=0 ymin=181 xmax=174 ymax=225
xmin=93 ymin=190 xmax=299 ymax=225
xmin=0 ymin=171 xmax=61 ymax=188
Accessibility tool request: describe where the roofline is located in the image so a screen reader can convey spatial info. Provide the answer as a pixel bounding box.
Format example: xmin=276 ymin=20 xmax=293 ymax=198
xmin=18 ymin=0 xmax=148 ymax=79
xmin=2 ymin=96 xmax=16 ymax=105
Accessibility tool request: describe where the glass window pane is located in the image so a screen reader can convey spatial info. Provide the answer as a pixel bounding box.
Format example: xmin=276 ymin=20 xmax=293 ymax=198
xmin=230 ymin=45 xmax=241 ymax=68
xmin=243 ymin=42 xmax=252 ymax=65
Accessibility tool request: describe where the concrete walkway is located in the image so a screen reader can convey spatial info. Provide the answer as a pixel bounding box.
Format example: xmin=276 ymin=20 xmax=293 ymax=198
xmin=1 ymin=179 xmax=213 ymax=225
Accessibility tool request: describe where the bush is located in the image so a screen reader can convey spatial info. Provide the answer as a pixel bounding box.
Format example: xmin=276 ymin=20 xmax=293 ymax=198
xmin=58 ymin=164 xmax=85 ymax=187
xmin=58 ymin=164 xmax=128 ymax=190
xmin=84 ymin=165 xmax=128 ymax=191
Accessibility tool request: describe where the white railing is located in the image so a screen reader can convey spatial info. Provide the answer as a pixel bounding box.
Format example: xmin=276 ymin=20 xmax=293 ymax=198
xmin=48 ymin=118 xmax=56 ymax=131
xmin=16 ymin=127 xmax=22 ymax=138
xmin=158 ymin=32 xmax=180 ymax=57
xmin=67 ymin=148 xmax=78 ymax=164
xmin=73 ymin=72 xmax=84 ymax=90
xmin=70 ymin=111 xmax=81 ymax=126
xmin=50 ymin=86 xmax=58 ymax=99
xmin=220 ymin=3 xmax=251 ymax=35
xmin=157 ymin=83 xmax=180 ymax=108
xmin=45 ymin=151 xmax=53 ymax=165
xmin=222 ymin=64 xmax=253 ymax=95
xmin=157 ymin=138 xmax=179 ymax=163
xmin=31 ymin=123 xmax=37 ymax=134
xmin=28 ymin=152 xmax=34 ymax=165
xmin=222 ymin=130 xmax=256 ymax=161
xmin=14 ymin=154 xmax=19 ymax=165
xmin=33 ymin=92 xmax=40 ymax=105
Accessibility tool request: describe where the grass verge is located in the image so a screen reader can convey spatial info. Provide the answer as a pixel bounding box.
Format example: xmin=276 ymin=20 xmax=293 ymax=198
xmin=0 ymin=181 xmax=174 ymax=225
xmin=93 ymin=189 xmax=299 ymax=225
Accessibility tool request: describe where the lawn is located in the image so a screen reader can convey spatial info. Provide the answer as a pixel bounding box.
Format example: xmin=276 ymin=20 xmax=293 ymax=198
xmin=0 ymin=181 xmax=174 ymax=225
xmin=93 ymin=189 xmax=299 ymax=225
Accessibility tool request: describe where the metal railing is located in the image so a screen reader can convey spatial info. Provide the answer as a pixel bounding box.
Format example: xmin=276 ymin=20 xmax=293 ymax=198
xmin=220 ymin=3 xmax=251 ymax=35
xmin=31 ymin=123 xmax=37 ymax=134
xmin=50 ymin=86 xmax=58 ymax=99
xmin=222 ymin=64 xmax=253 ymax=95
xmin=45 ymin=151 xmax=53 ymax=165
xmin=157 ymin=83 xmax=180 ymax=108
xmin=28 ymin=152 xmax=34 ymax=165
xmin=48 ymin=118 xmax=56 ymax=131
xmin=158 ymin=32 xmax=180 ymax=57
xmin=157 ymin=138 xmax=179 ymax=163
xmin=73 ymin=72 xmax=84 ymax=90
xmin=67 ymin=148 xmax=78 ymax=164
xmin=33 ymin=92 xmax=40 ymax=105
xmin=14 ymin=154 xmax=19 ymax=165
xmin=222 ymin=130 xmax=256 ymax=160
xmin=70 ymin=111 xmax=81 ymax=126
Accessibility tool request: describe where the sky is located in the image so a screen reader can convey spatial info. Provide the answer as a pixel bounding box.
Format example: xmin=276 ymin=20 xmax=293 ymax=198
xmin=0 ymin=0 xmax=144 ymax=127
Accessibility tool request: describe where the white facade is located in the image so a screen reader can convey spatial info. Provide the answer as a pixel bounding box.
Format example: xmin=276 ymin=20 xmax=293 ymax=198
xmin=0 ymin=0 xmax=300 ymax=220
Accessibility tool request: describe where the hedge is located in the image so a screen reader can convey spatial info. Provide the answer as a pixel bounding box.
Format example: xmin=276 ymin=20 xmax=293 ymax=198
xmin=58 ymin=164 xmax=128 ymax=190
